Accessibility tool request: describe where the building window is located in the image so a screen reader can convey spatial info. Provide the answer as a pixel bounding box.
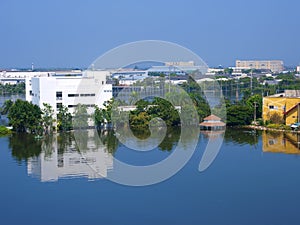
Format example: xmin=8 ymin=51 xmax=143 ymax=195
xmin=68 ymin=94 xmax=79 ymax=97
xmin=269 ymin=105 xmax=274 ymax=109
xmin=56 ymin=91 xmax=62 ymax=100
xmin=56 ymin=103 xmax=63 ymax=109
xmin=80 ymin=93 xmax=96 ymax=97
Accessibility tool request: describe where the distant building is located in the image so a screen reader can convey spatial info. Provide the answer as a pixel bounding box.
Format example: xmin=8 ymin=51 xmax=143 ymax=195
xmin=165 ymin=61 xmax=195 ymax=67
xmin=296 ymin=65 xmax=300 ymax=73
xmin=263 ymin=90 xmax=300 ymax=125
xmin=0 ymin=70 xmax=82 ymax=85
xmin=236 ymin=60 xmax=284 ymax=73
xmin=26 ymin=70 xmax=112 ymax=116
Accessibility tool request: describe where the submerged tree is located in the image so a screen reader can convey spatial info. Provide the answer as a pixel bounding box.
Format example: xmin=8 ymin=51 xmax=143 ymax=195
xmin=73 ymin=104 xmax=89 ymax=129
xmin=41 ymin=103 xmax=55 ymax=134
xmin=8 ymin=99 xmax=42 ymax=133
xmin=57 ymin=105 xmax=72 ymax=131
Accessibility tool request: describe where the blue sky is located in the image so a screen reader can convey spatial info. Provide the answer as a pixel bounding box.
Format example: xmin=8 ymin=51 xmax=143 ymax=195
xmin=1 ymin=0 xmax=300 ymax=68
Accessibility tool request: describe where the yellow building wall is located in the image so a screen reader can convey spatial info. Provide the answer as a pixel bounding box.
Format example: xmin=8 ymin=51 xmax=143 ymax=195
xmin=263 ymin=97 xmax=300 ymax=125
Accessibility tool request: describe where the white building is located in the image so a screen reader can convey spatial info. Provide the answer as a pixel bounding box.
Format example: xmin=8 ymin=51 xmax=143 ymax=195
xmin=27 ymin=130 xmax=113 ymax=182
xmin=26 ymin=70 xmax=112 ymax=114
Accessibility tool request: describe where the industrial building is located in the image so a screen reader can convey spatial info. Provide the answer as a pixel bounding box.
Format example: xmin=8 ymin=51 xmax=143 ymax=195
xmin=236 ymin=60 xmax=284 ymax=73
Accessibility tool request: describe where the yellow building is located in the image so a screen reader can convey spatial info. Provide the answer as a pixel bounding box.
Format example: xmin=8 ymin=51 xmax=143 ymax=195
xmin=263 ymin=90 xmax=300 ymax=125
xmin=262 ymin=131 xmax=300 ymax=154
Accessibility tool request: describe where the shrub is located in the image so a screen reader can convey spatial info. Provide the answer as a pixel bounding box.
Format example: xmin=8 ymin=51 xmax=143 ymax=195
xmin=0 ymin=126 xmax=12 ymax=136
xmin=266 ymin=124 xmax=291 ymax=130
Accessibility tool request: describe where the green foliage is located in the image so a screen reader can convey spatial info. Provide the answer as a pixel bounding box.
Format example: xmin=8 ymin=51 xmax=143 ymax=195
xmin=41 ymin=103 xmax=55 ymax=134
xmin=226 ymin=104 xmax=252 ymax=126
xmin=94 ymin=105 xmax=105 ymax=127
xmin=0 ymin=83 xmax=25 ymax=95
xmin=8 ymin=99 xmax=42 ymax=133
xmin=0 ymin=126 xmax=12 ymax=136
xmin=1 ymin=99 xmax=13 ymax=115
xmin=266 ymin=124 xmax=291 ymax=130
xmin=147 ymin=97 xmax=180 ymax=127
xmin=57 ymin=105 xmax=72 ymax=131
xmin=129 ymin=111 xmax=151 ymax=128
xmin=103 ymin=99 xmax=114 ymax=124
xmin=73 ymin=104 xmax=89 ymax=129
xmin=246 ymin=94 xmax=262 ymax=119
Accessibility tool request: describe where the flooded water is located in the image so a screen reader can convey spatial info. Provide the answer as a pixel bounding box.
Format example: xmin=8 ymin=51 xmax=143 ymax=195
xmin=1 ymin=128 xmax=300 ymax=225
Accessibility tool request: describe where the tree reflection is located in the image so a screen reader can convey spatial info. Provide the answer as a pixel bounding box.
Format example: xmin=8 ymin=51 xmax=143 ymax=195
xmin=9 ymin=133 xmax=42 ymax=162
xmin=97 ymin=129 xmax=119 ymax=155
xmin=224 ymin=128 xmax=261 ymax=146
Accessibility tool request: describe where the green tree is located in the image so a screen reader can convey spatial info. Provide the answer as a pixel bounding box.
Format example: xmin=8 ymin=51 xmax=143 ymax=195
xmin=73 ymin=104 xmax=89 ymax=129
xmin=41 ymin=103 xmax=55 ymax=134
xmin=8 ymin=99 xmax=42 ymax=133
xmin=1 ymin=99 xmax=13 ymax=115
xmin=226 ymin=104 xmax=252 ymax=126
xmin=246 ymin=94 xmax=263 ymax=120
xmin=102 ymin=99 xmax=114 ymax=124
xmin=147 ymin=97 xmax=180 ymax=126
xmin=94 ymin=105 xmax=105 ymax=128
xmin=57 ymin=105 xmax=72 ymax=131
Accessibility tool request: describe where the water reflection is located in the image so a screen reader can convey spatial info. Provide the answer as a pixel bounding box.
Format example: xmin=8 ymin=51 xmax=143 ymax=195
xmin=263 ymin=131 xmax=300 ymax=154
xmin=199 ymin=130 xmax=225 ymax=171
xmin=8 ymin=127 xmax=300 ymax=182
xmin=224 ymin=128 xmax=260 ymax=146
xmin=27 ymin=130 xmax=114 ymax=182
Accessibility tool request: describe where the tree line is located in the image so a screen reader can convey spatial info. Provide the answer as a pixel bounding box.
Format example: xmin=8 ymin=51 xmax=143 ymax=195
xmin=4 ymin=71 xmax=300 ymax=133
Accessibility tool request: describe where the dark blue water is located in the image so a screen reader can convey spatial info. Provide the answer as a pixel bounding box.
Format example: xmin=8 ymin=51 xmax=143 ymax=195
xmin=1 ymin=129 xmax=300 ymax=225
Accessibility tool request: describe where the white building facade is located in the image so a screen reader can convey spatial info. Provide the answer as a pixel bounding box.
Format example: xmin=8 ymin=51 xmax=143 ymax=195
xmin=26 ymin=70 xmax=112 ymax=114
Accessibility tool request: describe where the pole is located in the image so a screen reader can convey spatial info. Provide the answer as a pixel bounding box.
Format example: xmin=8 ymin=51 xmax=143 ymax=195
xmin=254 ymin=101 xmax=257 ymax=123
xmin=297 ymin=103 xmax=300 ymax=123
xmin=236 ymin=80 xmax=239 ymax=102
xmin=250 ymin=69 xmax=253 ymax=95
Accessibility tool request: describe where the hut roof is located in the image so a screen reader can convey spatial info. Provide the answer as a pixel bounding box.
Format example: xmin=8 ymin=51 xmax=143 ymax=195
xmin=203 ymin=114 xmax=222 ymax=121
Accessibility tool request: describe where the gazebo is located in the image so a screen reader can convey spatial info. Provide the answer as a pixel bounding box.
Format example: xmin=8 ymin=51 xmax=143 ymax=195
xmin=200 ymin=114 xmax=226 ymax=130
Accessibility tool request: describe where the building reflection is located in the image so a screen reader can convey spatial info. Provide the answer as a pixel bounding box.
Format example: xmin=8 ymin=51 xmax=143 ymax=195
xmin=262 ymin=131 xmax=300 ymax=154
xmin=27 ymin=130 xmax=114 ymax=182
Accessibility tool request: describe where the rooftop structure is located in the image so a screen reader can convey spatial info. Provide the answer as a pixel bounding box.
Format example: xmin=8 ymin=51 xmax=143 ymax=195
xmin=200 ymin=115 xmax=226 ymax=130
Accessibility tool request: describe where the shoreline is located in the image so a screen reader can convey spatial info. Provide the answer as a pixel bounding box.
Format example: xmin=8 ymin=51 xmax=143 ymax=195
xmin=243 ymin=125 xmax=300 ymax=133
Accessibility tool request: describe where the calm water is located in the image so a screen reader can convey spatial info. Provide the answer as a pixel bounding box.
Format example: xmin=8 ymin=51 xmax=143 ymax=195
xmin=1 ymin=128 xmax=300 ymax=225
